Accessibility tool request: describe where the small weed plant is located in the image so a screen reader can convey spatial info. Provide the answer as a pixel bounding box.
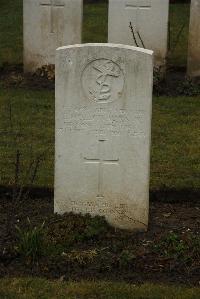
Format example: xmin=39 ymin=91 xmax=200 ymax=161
xmin=118 ymin=249 xmax=136 ymax=269
xmin=153 ymin=231 xmax=200 ymax=266
xmin=15 ymin=218 xmax=45 ymax=263
xmin=76 ymin=215 xmax=108 ymax=241
xmin=45 ymin=213 xmax=110 ymax=252
xmin=154 ymin=232 xmax=188 ymax=259
xmin=177 ymin=77 xmax=200 ymax=96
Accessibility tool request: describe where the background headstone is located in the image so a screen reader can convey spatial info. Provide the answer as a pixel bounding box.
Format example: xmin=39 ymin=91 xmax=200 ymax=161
xmin=55 ymin=43 xmax=153 ymax=231
xmin=23 ymin=0 xmax=83 ymax=72
xmin=108 ymin=0 xmax=169 ymax=71
xmin=187 ymin=0 xmax=200 ymax=78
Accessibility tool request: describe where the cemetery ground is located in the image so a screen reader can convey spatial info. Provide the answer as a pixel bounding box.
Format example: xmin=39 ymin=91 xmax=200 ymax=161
xmin=0 ymin=0 xmax=200 ymax=297
xmin=0 ymin=89 xmax=200 ymax=287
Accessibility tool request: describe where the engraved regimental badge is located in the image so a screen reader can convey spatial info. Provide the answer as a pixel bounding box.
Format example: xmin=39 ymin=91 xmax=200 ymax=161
xmin=82 ymin=59 xmax=124 ymax=103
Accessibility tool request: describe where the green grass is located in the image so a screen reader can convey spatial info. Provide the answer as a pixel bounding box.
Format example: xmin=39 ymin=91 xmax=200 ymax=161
xmin=168 ymin=4 xmax=190 ymax=68
xmin=0 ymin=1 xmax=198 ymax=192
xmin=0 ymin=1 xmax=190 ymax=68
xmin=151 ymin=96 xmax=200 ymax=190
xmin=0 ymin=278 xmax=200 ymax=299
xmin=0 ymin=87 xmax=199 ymax=191
xmin=83 ymin=2 xmax=108 ymax=43
xmin=0 ymin=88 xmax=54 ymax=188
xmin=0 ymin=0 xmax=23 ymax=67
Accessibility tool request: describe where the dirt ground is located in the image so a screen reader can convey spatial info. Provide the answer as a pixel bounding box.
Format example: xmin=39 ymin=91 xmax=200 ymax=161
xmin=0 ymin=187 xmax=199 ymax=286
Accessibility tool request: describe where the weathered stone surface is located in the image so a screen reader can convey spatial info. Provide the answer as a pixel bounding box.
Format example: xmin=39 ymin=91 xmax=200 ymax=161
xmin=108 ymin=0 xmax=169 ymax=70
xmin=187 ymin=0 xmax=200 ymax=77
xmin=23 ymin=0 xmax=83 ymax=72
xmin=55 ymin=43 xmax=153 ymax=231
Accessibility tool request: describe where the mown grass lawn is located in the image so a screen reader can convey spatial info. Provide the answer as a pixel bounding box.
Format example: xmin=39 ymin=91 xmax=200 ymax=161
xmin=168 ymin=3 xmax=190 ymax=68
xmin=0 ymin=0 xmax=23 ymax=67
xmin=0 ymin=0 xmax=190 ymax=68
xmin=0 ymin=87 xmax=54 ymax=188
xmin=0 ymin=278 xmax=200 ymax=299
xmin=0 ymin=87 xmax=199 ymax=191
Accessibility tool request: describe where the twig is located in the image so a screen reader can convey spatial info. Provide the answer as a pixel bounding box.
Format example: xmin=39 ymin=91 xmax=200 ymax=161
xmin=13 ymin=149 xmax=20 ymax=200
xmin=23 ymin=152 xmax=46 ymax=200
xmin=16 ymin=159 xmax=35 ymax=201
xmin=8 ymin=99 xmax=13 ymax=130
xmin=168 ymin=19 xmax=171 ymax=50
xmin=137 ymin=31 xmax=145 ymax=48
xmin=14 ymin=150 xmax=20 ymax=185
xmin=129 ymin=22 xmax=139 ymax=47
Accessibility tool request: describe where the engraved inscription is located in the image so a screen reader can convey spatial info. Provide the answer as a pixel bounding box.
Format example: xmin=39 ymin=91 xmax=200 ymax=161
xmin=71 ymin=200 xmax=130 ymax=222
xmin=84 ymin=139 xmax=119 ymax=198
xmin=62 ymin=107 xmax=146 ymax=137
xmin=40 ymin=0 xmax=65 ymax=33
xmin=70 ymin=200 xmax=146 ymax=226
xmin=82 ymin=59 xmax=124 ymax=103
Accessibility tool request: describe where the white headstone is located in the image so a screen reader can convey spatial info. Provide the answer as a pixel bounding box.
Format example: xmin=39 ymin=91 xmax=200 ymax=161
xmin=55 ymin=43 xmax=153 ymax=231
xmin=187 ymin=0 xmax=200 ymax=78
xmin=23 ymin=0 xmax=83 ymax=72
xmin=108 ymin=0 xmax=169 ymax=70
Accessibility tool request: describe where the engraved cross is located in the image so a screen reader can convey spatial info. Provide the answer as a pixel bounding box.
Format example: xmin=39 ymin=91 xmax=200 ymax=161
xmin=40 ymin=0 xmax=65 ymax=33
xmin=84 ymin=139 xmax=119 ymax=199
xmin=125 ymin=0 xmax=151 ymax=31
